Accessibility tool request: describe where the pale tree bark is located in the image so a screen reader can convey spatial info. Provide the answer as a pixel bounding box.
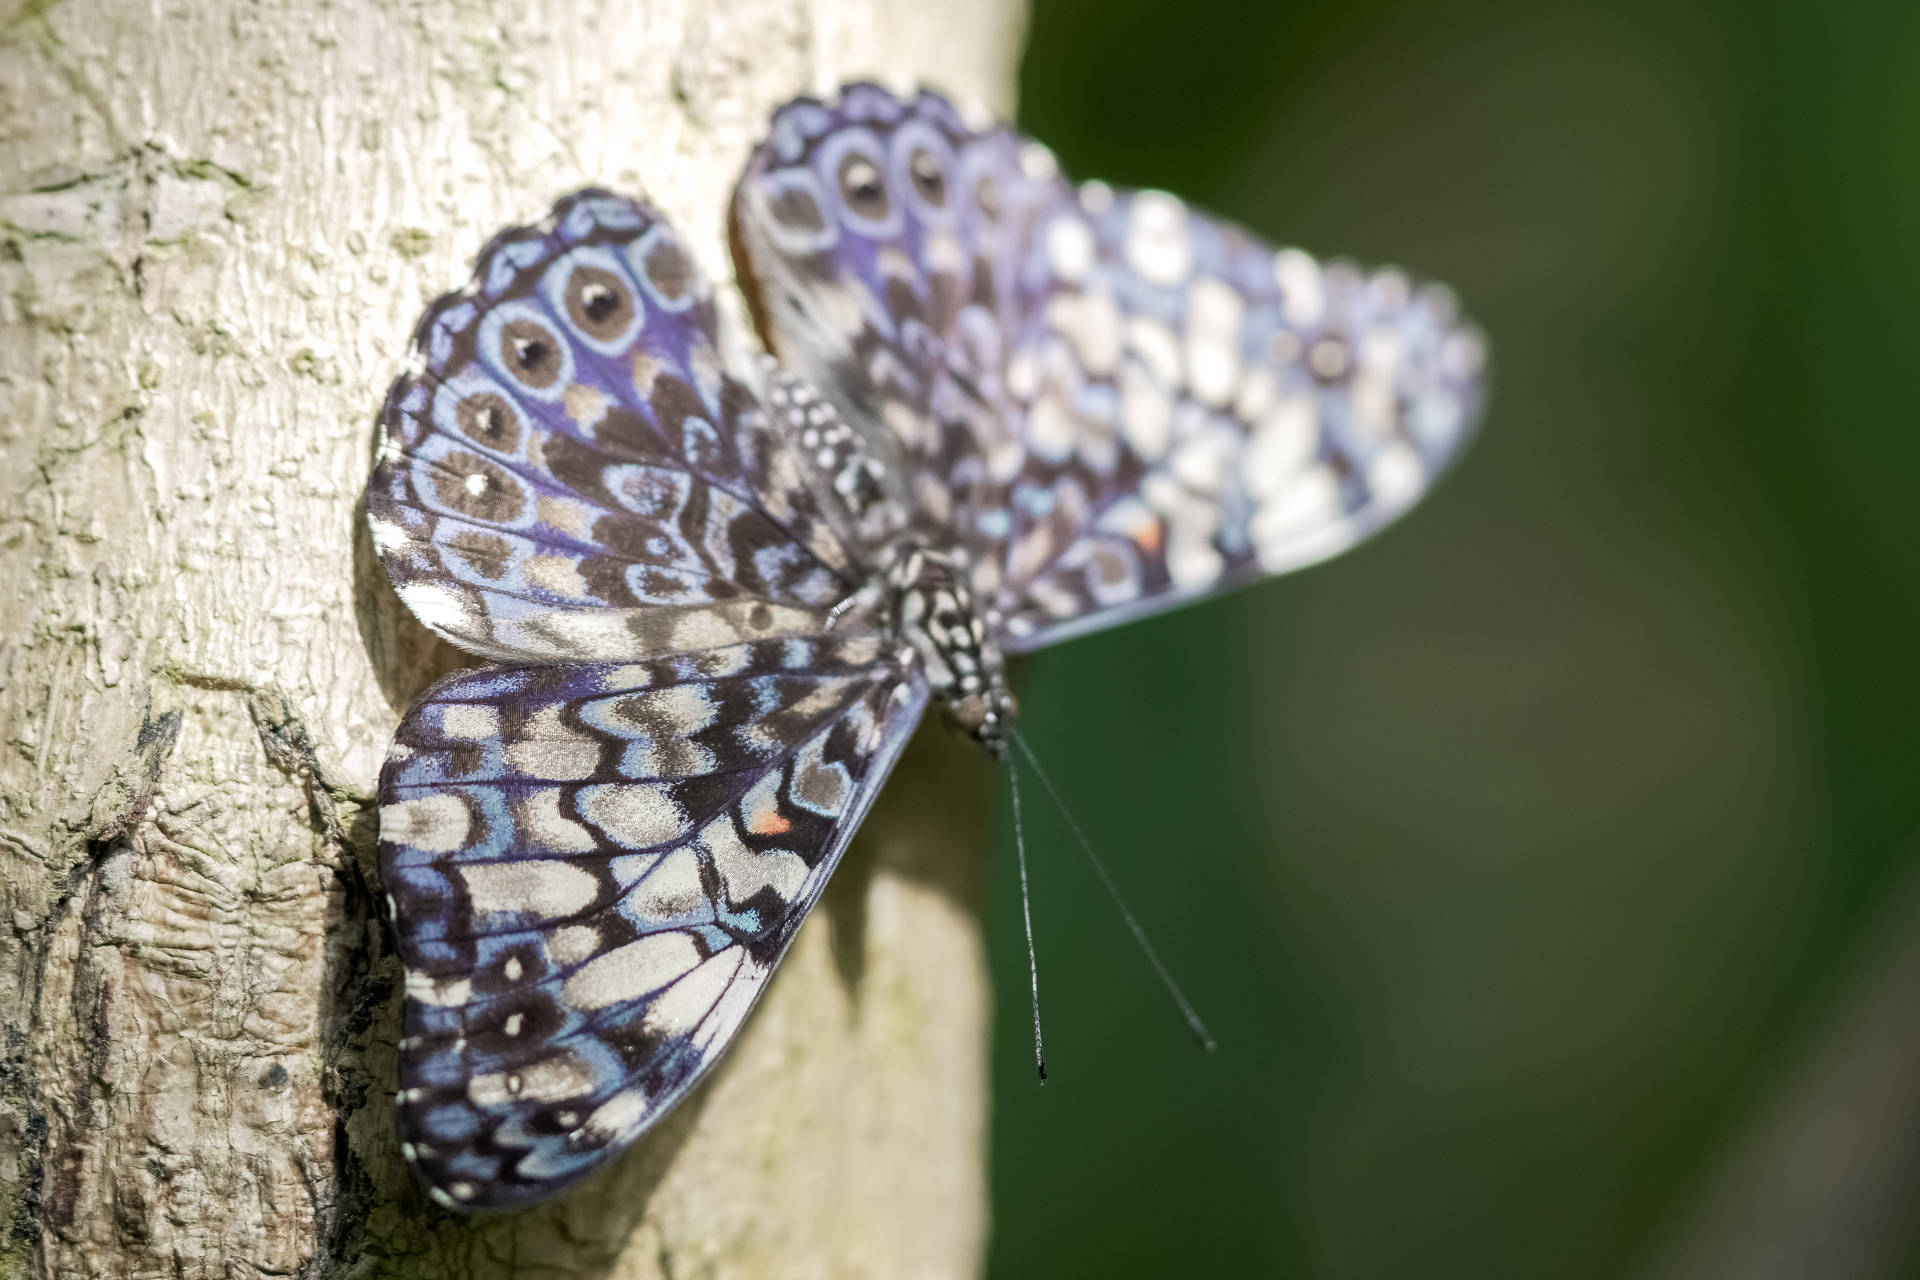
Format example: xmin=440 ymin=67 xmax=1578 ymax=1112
xmin=0 ymin=1 xmax=1025 ymax=1275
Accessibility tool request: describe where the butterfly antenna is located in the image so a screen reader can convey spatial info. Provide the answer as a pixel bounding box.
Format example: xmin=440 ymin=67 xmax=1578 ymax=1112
xmin=1008 ymin=760 xmax=1048 ymax=1083
xmin=1010 ymin=727 xmax=1218 ymax=1054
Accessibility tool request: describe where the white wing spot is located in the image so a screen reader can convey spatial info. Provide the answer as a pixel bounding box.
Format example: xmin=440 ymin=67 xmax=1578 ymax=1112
xmin=1125 ymin=316 xmax=1182 ymax=388
xmin=623 ymin=846 xmax=707 ymax=919
xmin=644 ymin=948 xmax=746 ymax=1039
xmin=381 ymin=793 xmax=471 ymax=855
xmin=1020 ymin=142 xmax=1059 ymax=181
xmin=396 ymin=582 xmax=474 ymax=636
xmin=1233 ymin=367 xmax=1278 ymax=423
xmin=1047 ymin=291 xmax=1122 ymax=377
xmin=1168 ymin=423 xmax=1240 ymax=497
xmin=1046 ymin=215 xmax=1096 ymax=283
xmin=1184 ymin=276 xmax=1244 ymax=408
xmin=460 ymin=860 xmax=600 ymax=920
xmin=1244 ymin=395 xmax=1319 ymax=500
xmin=1119 ymin=363 xmax=1172 ymax=461
xmin=1143 ymin=472 xmax=1223 ymax=590
xmin=1026 ymin=391 xmax=1077 ymax=462
xmin=1443 ymin=329 xmax=1488 ymax=379
xmin=546 ymin=923 xmax=603 ymax=967
xmin=1124 ymin=191 xmax=1192 ymax=287
xmin=580 ymin=783 xmax=691 ymax=848
xmin=1274 ymin=248 xmax=1324 ymax=327
xmin=692 ymin=961 xmax=763 ymax=1052
xmin=469 ymin=1053 xmax=595 ymax=1106
xmin=435 ymin=706 xmax=495 ymax=744
xmin=669 ymin=610 xmax=745 ymax=654
xmin=584 ymin=1087 xmax=652 ymax=1141
xmin=1368 ymin=441 xmax=1426 ymax=508
xmin=406 ymin=971 xmax=471 ymax=1008
xmin=525 ymin=553 xmax=591 ymax=601
xmin=367 ymin=514 xmax=408 ymax=556
xmin=701 ymin=814 xmax=808 ymax=905
xmin=564 ymin=931 xmax=703 ymax=1010
xmin=505 ymin=706 xmax=602 ymax=779
xmin=519 ymin=788 xmax=598 ymax=853
xmin=1251 ymin=468 xmax=1345 ymax=567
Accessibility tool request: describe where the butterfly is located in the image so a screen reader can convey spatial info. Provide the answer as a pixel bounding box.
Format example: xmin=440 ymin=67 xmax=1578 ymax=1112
xmin=366 ymin=81 xmax=1485 ymax=1211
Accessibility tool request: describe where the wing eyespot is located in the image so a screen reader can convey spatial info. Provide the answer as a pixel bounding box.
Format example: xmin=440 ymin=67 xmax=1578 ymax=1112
xmin=770 ymin=183 xmax=825 ymax=232
xmin=500 ymin=318 xmax=563 ymax=389
xmin=908 ymin=147 xmax=947 ymax=207
xmin=565 ymin=266 xmax=634 ymax=339
xmin=749 ymin=169 xmax=840 ymax=255
xmin=837 ymin=153 xmax=889 ymax=221
xmin=425 ymin=449 xmax=528 ymax=523
xmin=456 ymin=392 xmax=522 ymax=453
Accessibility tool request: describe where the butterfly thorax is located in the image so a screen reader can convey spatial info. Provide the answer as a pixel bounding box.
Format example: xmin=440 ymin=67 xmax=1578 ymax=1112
xmin=768 ymin=365 xmax=1015 ymax=755
xmin=881 ymin=540 xmax=1015 ymax=758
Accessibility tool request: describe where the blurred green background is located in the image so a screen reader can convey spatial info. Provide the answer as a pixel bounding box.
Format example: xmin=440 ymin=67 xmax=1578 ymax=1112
xmin=986 ymin=1 xmax=1920 ymax=1276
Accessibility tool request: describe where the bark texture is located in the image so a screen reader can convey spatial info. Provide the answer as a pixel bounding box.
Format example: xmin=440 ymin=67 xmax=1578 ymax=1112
xmin=0 ymin=1 xmax=1024 ymax=1275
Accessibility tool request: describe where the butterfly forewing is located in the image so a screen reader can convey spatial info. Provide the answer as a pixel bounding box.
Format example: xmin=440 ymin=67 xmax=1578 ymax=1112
xmin=732 ymin=87 xmax=1056 ymax=538
xmin=381 ymin=637 xmax=926 ymax=1208
xmin=731 ymin=85 xmax=1487 ymax=651
xmin=370 ymin=189 xmax=859 ymax=664
xmin=989 ymin=186 xmax=1486 ymax=648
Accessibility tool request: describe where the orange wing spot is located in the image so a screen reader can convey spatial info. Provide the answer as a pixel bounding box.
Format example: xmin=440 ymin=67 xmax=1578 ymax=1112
xmin=1134 ymin=519 xmax=1164 ymax=554
xmin=745 ymin=796 xmax=792 ymax=836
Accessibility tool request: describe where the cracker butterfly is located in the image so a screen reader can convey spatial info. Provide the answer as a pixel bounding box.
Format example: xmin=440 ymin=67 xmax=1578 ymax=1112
xmin=366 ymin=82 xmax=1485 ymax=1210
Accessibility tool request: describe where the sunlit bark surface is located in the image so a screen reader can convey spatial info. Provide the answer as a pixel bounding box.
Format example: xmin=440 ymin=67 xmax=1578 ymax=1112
xmin=0 ymin=1 xmax=1024 ymax=1273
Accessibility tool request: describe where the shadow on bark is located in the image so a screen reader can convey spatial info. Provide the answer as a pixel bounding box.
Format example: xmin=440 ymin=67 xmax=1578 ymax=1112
xmin=351 ymin=495 xmax=473 ymax=719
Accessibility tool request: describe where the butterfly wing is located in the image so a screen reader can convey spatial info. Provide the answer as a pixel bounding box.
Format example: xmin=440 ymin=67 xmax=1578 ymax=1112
xmin=369 ymin=189 xmax=860 ymax=664
xmin=986 ymin=186 xmax=1486 ymax=649
xmin=369 ymin=191 xmax=926 ymax=1208
xmin=731 ymin=85 xmax=1029 ymax=535
xmin=381 ymin=634 xmax=926 ymax=1209
xmin=731 ymin=85 xmax=1487 ymax=651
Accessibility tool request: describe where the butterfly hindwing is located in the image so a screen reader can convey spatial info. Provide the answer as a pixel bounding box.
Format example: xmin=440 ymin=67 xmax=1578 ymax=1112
xmin=370 ymin=189 xmax=859 ymax=664
xmin=380 ymin=634 xmax=927 ymax=1208
xmin=731 ymin=86 xmax=1487 ymax=651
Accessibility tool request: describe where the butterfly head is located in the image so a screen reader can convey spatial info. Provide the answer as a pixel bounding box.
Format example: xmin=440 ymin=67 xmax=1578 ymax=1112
xmin=946 ymin=684 xmax=1019 ymax=759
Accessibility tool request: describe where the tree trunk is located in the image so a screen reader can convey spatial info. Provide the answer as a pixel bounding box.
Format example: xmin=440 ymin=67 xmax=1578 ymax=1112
xmin=0 ymin=1 xmax=1024 ymax=1275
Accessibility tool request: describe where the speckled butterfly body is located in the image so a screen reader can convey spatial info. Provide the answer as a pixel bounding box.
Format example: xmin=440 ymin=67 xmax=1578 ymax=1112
xmin=367 ymin=83 xmax=1485 ymax=1210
